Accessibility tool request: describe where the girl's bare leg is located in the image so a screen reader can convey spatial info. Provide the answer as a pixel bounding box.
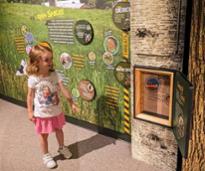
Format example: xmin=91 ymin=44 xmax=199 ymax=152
xmin=39 ymin=133 xmax=56 ymax=169
xmin=55 ymin=128 xmax=72 ymax=159
xmin=55 ymin=128 xmax=64 ymax=147
xmin=39 ymin=133 xmax=49 ymax=154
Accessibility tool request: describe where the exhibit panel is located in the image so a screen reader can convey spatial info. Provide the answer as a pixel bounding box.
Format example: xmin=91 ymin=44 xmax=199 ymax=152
xmin=0 ymin=1 xmax=131 ymax=135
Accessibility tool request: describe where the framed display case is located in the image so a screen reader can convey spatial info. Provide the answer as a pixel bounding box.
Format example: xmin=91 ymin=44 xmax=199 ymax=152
xmin=134 ymin=66 xmax=174 ymax=126
xmin=133 ymin=65 xmax=193 ymax=158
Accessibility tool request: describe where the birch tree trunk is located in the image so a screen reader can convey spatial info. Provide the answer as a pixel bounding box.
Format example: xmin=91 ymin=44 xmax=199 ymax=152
xmin=182 ymin=0 xmax=205 ymax=170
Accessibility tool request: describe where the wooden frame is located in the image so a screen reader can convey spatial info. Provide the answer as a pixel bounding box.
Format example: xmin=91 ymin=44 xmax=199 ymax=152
xmin=134 ymin=66 xmax=174 ymax=127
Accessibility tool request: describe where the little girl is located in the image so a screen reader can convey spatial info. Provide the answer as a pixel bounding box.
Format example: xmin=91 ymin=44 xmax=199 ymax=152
xmin=26 ymin=41 xmax=78 ymax=169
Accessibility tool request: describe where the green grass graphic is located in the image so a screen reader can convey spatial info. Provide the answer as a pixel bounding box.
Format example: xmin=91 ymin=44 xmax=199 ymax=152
xmin=0 ymin=2 xmax=127 ymax=133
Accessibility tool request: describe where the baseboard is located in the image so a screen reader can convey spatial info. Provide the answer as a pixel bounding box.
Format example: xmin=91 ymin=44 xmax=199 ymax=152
xmin=0 ymin=93 xmax=27 ymax=107
xmin=66 ymin=116 xmax=131 ymax=142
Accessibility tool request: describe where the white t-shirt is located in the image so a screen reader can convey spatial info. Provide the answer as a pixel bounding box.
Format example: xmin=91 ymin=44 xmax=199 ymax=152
xmin=28 ymin=71 xmax=62 ymax=118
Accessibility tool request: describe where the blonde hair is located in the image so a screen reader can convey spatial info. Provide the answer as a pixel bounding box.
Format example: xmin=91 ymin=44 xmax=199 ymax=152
xmin=26 ymin=41 xmax=55 ymax=75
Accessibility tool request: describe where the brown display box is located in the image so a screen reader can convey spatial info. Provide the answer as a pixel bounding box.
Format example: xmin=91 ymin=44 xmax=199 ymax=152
xmin=134 ymin=67 xmax=174 ymax=127
xmin=134 ymin=66 xmax=193 ymax=158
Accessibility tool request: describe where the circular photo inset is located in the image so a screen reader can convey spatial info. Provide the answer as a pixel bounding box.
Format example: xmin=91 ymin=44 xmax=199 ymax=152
xmin=72 ymin=88 xmax=80 ymax=98
xmin=74 ymin=20 xmax=94 ymax=45
xmin=88 ymin=51 xmax=96 ymax=62
xmin=114 ymin=62 xmax=130 ymax=88
xmin=26 ymin=45 xmax=32 ymax=55
xmin=103 ymin=36 xmax=119 ymax=55
xmin=102 ymin=51 xmax=113 ymax=65
xmin=112 ymin=1 xmax=130 ymax=31
xmin=24 ymin=32 xmax=34 ymax=44
xmin=21 ymin=25 xmax=29 ymax=35
xmin=60 ymin=52 xmax=72 ymax=69
xmin=176 ymin=114 xmax=185 ymax=139
xmin=77 ymin=80 xmax=96 ymax=101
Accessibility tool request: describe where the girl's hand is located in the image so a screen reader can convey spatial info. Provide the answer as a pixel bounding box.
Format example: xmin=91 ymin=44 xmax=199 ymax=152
xmin=71 ymin=102 xmax=80 ymax=113
xmin=58 ymin=81 xmax=80 ymax=113
xmin=28 ymin=112 xmax=36 ymax=123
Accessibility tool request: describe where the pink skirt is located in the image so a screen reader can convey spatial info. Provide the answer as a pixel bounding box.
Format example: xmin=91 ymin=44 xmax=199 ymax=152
xmin=34 ymin=113 xmax=65 ymax=134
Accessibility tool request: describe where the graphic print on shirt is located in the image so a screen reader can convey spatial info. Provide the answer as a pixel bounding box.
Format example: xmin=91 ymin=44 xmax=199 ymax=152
xmin=36 ymin=80 xmax=59 ymax=108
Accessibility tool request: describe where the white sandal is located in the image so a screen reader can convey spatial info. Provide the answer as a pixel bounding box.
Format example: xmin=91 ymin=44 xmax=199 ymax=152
xmin=58 ymin=146 xmax=72 ymax=159
xmin=43 ymin=153 xmax=57 ymax=169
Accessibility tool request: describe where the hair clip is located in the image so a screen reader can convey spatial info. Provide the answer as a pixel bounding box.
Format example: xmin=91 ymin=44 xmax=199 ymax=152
xmin=38 ymin=41 xmax=52 ymax=50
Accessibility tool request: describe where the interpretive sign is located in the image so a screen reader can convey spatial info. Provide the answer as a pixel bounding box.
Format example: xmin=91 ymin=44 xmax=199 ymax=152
xmin=47 ymin=19 xmax=74 ymax=44
xmin=172 ymin=71 xmax=193 ymax=158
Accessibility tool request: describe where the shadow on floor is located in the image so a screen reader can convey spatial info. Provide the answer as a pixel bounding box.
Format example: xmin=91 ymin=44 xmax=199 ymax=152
xmin=54 ymin=133 xmax=116 ymax=161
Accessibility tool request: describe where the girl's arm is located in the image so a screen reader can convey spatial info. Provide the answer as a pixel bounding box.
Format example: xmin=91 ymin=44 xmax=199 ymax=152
xmin=58 ymin=81 xmax=79 ymax=113
xmin=58 ymin=81 xmax=73 ymax=104
xmin=27 ymin=87 xmax=35 ymax=121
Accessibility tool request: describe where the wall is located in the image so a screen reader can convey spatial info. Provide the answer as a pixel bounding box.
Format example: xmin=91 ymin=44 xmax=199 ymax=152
xmin=130 ymin=0 xmax=187 ymax=170
xmin=0 ymin=1 xmax=130 ymax=136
